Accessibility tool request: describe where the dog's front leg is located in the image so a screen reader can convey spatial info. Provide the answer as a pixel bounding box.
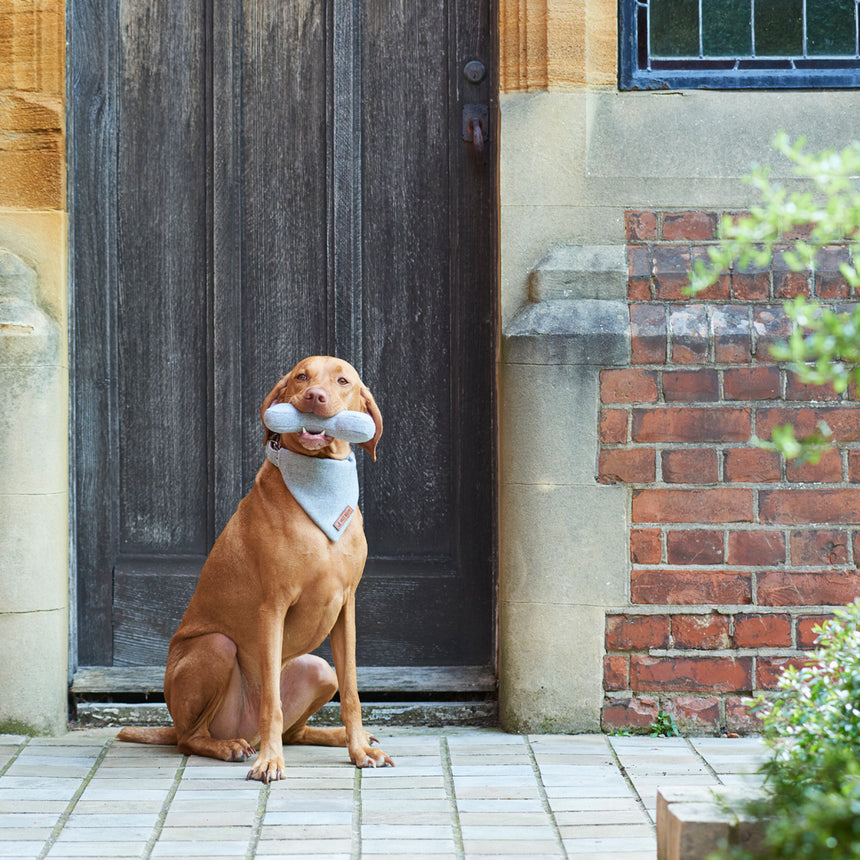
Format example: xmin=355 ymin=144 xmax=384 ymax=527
xmin=330 ymin=594 xmax=393 ymax=768
xmin=246 ymin=605 xmax=287 ymax=783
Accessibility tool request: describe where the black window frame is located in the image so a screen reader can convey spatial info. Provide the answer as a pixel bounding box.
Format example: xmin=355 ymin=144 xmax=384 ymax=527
xmin=619 ymin=0 xmax=860 ymax=90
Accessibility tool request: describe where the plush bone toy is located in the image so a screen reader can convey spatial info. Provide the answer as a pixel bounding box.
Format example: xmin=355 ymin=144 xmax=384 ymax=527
xmin=263 ymin=402 xmax=376 ymax=444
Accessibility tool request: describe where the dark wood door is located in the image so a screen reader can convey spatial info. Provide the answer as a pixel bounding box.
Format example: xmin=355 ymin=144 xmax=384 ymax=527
xmin=70 ymin=0 xmax=496 ymax=692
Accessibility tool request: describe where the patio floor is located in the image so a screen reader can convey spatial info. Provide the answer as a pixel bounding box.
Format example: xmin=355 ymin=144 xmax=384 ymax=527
xmin=0 ymin=728 xmax=766 ymax=860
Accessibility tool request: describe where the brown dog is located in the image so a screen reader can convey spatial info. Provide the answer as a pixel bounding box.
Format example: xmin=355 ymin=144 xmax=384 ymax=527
xmin=118 ymin=356 xmax=393 ymax=781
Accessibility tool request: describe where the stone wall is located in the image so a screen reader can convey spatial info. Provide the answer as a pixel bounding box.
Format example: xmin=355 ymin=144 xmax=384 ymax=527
xmin=599 ymin=211 xmax=860 ymax=734
xmin=0 ymin=0 xmax=68 ymax=735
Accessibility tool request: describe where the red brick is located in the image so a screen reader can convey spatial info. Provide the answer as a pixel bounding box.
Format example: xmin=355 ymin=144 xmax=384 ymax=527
xmin=816 ymin=272 xmax=851 ymax=299
xmin=625 ymin=210 xmax=658 ymax=241
xmin=631 ymin=529 xmax=662 ymax=564
xmin=725 ymin=696 xmax=765 ymax=734
xmin=663 ymin=370 xmax=719 ymax=402
xmin=663 ymin=211 xmax=719 ymax=241
xmin=632 ymin=407 xmax=751 ymax=443
xmin=726 ymin=530 xmax=785 ymax=565
xmin=855 ymin=531 xmax=860 ymax=563
xmin=662 ymin=449 xmax=719 ymax=484
xmin=724 ymin=448 xmax=781 ymax=483
xmin=757 ymin=406 xmax=860 ymax=443
xmin=732 ymin=272 xmax=770 ymax=301
xmin=711 ymin=306 xmax=752 ymax=363
xmin=796 ymin=615 xmax=834 ymax=649
xmin=660 ymin=695 xmax=721 ymax=733
xmin=600 ymin=369 xmax=659 ymax=404
xmin=629 ymin=278 xmax=651 ymax=301
xmin=599 ymin=409 xmax=628 ymax=444
xmin=666 ymin=530 xmax=723 ymax=564
xmin=785 ymin=448 xmax=843 ymax=483
xmin=773 ymin=270 xmax=810 ymax=299
xmin=848 ymin=451 xmax=860 ymax=482
xmin=759 ymin=488 xmax=860 ymax=524
xmin=687 ymin=247 xmax=731 ymax=301
xmin=603 ymin=655 xmax=629 ymax=691
xmin=606 ymin=614 xmax=671 ymax=650
xmin=653 ymin=247 xmax=692 ymax=301
xmin=723 ymin=366 xmax=780 ymax=401
xmin=785 ymin=374 xmax=842 ymax=402
xmin=753 ymin=306 xmax=793 ymax=359
xmin=733 ymin=613 xmax=792 ymax=648
xmin=815 ymin=247 xmax=852 ymax=298
xmin=599 ymin=449 xmax=656 ymax=484
xmin=631 ymin=570 xmax=752 ymax=605
xmin=672 ymin=614 xmax=731 ymax=649
xmin=632 ymin=488 xmax=753 ymax=524
xmin=630 ymin=304 xmax=667 ymax=364
xmin=669 ymin=305 xmax=710 ymax=362
xmin=757 ymin=656 xmax=811 ymax=690
xmin=757 ymin=570 xmax=860 ymax=606
xmin=628 ymin=244 xmax=652 ymax=276
xmin=790 ymin=529 xmax=850 ymax=566
xmin=628 ymin=245 xmax=653 ymax=300
xmin=631 ymin=656 xmax=752 ymax=693
xmin=602 ymin=696 xmax=660 ymax=730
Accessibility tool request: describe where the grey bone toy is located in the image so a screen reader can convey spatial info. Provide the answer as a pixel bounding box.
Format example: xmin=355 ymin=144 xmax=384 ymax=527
xmin=263 ymin=402 xmax=375 ymax=444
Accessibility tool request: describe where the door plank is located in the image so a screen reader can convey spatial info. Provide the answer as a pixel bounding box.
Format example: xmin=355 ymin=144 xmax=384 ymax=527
xmin=73 ymin=665 xmax=496 ymax=694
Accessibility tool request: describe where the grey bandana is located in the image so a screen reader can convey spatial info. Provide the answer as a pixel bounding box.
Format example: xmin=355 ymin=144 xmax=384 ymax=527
xmin=266 ymin=443 xmax=358 ymax=542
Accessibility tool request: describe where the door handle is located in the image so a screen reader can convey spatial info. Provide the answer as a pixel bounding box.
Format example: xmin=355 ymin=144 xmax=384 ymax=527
xmin=463 ymin=104 xmax=488 ymax=167
xmin=469 ymin=116 xmax=485 ymax=165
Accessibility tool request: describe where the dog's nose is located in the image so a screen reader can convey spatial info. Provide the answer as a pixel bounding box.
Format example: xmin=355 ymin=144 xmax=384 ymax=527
xmin=303 ymin=387 xmax=328 ymax=407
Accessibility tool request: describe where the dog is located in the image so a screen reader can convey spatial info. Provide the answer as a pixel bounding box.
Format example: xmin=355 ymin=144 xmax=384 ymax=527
xmin=118 ymin=356 xmax=393 ymax=781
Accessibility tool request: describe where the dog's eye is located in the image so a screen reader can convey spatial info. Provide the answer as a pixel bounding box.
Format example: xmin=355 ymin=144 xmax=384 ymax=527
xmin=296 ymin=372 xmax=308 ymax=381
xmin=337 ymin=377 xmax=349 ymax=385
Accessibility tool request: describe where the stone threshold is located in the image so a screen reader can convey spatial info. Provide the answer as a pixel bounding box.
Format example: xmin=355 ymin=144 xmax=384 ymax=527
xmin=72 ymin=699 xmax=499 ymax=730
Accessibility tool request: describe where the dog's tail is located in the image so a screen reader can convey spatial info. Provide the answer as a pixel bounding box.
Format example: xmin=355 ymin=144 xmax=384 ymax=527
xmin=116 ymin=726 xmax=178 ymax=746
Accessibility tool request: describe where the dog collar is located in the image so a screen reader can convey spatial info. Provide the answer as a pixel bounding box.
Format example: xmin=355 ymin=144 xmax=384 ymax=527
xmin=266 ymin=443 xmax=358 ymax=542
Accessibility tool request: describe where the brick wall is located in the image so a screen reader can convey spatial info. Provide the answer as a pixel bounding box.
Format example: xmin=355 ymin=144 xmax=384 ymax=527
xmin=599 ymin=210 xmax=860 ymax=735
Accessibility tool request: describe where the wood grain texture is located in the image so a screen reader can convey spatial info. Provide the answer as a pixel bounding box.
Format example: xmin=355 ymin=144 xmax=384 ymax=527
xmin=73 ymin=664 xmax=496 ymax=694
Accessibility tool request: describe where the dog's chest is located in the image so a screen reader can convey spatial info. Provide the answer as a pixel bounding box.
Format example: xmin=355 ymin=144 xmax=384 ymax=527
xmin=282 ymin=570 xmax=352 ymax=653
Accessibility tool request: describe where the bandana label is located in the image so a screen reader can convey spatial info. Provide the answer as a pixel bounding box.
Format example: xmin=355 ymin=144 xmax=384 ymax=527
xmin=333 ymin=505 xmax=355 ymax=532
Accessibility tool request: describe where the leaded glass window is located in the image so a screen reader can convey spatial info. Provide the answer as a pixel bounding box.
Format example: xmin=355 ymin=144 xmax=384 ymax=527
xmin=620 ymin=0 xmax=860 ymax=88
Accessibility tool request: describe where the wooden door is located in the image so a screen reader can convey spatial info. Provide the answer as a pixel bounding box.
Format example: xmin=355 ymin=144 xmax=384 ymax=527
xmin=70 ymin=0 xmax=496 ymax=693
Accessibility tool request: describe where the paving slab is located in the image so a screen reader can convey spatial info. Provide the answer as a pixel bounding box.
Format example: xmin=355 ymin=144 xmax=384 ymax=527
xmin=0 ymin=729 xmax=766 ymax=859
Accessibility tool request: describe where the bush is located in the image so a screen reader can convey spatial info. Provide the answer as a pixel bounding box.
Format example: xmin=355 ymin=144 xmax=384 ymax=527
xmin=710 ymin=601 xmax=860 ymax=858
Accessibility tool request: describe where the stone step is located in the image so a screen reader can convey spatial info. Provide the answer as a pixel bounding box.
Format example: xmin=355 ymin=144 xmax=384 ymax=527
xmin=72 ymin=699 xmax=499 ymax=730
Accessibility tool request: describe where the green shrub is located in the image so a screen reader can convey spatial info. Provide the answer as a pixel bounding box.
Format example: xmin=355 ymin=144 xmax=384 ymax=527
xmin=688 ymin=134 xmax=860 ymax=463
xmin=710 ymin=601 xmax=860 ymax=858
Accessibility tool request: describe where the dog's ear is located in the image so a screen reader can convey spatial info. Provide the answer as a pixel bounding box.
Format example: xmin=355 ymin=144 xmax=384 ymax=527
xmin=358 ymin=385 xmax=382 ymax=461
xmin=260 ymin=375 xmax=290 ymax=443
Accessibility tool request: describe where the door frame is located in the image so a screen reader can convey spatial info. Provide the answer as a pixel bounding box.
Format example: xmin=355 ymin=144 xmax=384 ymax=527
xmin=66 ymin=0 xmax=500 ymax=690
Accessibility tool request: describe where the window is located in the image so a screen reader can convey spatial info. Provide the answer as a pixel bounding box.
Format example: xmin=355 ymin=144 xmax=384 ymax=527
xmin=620 ymin=0 xmax=860 ymax=89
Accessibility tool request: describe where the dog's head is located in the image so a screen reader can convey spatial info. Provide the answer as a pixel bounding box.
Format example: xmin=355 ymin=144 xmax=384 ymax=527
xmin=260 ymin=356 xmax=383 ymax=461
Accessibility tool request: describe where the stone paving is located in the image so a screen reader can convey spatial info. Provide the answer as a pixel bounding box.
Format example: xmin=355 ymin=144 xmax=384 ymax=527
xmin=0 ymin=728 xmax=766 ymax=860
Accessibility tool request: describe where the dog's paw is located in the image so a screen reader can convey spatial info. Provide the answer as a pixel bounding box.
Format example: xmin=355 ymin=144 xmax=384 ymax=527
xmin=221 ymin=739 xmax=256 ymax=762
xmin=351 ymin=745 xmax=394 ymax=768
xmin=246 ymin=754 xmax=286 ymax=783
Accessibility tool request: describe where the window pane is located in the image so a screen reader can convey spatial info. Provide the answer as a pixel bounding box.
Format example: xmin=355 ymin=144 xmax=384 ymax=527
xmin=651 ymin=0 xmax=700 ymax=56
xmin=807 ymin=0 xmax=857 ymax=55
xmin=755 ymin=0 xmax=803 ymax=55
xmin=702 ymin=0 xmax=751 ymax=55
